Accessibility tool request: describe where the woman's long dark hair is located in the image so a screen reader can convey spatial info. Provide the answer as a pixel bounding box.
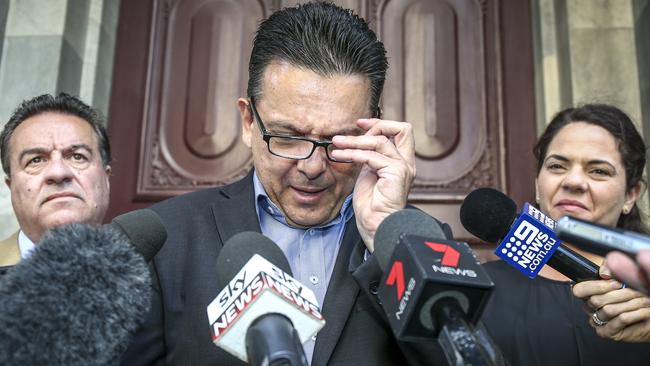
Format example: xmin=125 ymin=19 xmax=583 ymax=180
xmin=533 ymin=104 xmax=648 ymax=234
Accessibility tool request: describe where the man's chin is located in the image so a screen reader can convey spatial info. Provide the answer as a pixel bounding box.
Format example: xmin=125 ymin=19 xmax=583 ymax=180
xmin=42 ymin=211 xmax=97 ymax=229
xmin=285 ymin=212 xmax=336 ymax=228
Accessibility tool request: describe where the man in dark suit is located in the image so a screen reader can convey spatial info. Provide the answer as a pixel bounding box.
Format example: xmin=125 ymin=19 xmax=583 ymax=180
xmin=0 ymin=93 xmax=111 ymax=273
xmin=121 ymin=2 xmax=450 ymax=365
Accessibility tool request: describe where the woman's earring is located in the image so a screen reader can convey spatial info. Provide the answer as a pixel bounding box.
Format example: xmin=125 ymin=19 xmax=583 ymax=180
xmin=623 ymin=206 xmax=630 ymax=215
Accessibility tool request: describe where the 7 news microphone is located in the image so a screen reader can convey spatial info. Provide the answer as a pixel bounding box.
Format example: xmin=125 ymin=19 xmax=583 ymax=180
xmin=460 ymin=187 xmax=599 ymax=282
xmin=0 ymin=208 xmax=167 ymax=366
xmin=207 ymin=231 xmax=325 ymax=366
xmin=374 ymin=209 xmax=504 ymax=366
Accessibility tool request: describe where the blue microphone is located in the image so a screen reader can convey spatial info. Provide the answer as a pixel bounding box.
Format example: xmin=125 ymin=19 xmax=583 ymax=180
xmin=461 ymin=188 xmax=600 ymax=282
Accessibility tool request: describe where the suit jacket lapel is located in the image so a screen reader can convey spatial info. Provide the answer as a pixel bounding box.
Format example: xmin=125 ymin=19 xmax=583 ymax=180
xmin=216 ymin=172 xmax=362 ymax=365
xmin=312 ymin=219 xmax=361 ymax=366
xmin=211 ymin=172 xmax=261 ymax=245
xmin=0 ymin=231 xmax=20 ymax=267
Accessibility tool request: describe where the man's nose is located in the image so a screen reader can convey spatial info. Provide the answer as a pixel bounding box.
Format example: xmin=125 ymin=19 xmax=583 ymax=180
xmin=44 ymin=154 xmax=74 ymax=185
xmin=297 ymin=146 xmax=328 ymax=179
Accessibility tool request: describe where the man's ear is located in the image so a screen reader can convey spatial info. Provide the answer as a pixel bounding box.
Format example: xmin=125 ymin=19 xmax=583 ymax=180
xmin=238 ymin=98 xmax=253 ymax=148
xmin=4 ymin=175 xmax=10 ymax=189
xmin=104 ymin=165 xmax=111 ymax=190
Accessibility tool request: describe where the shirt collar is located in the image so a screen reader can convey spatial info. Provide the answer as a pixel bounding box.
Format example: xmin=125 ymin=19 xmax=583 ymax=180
xmin=18 ymin=230 xmax=36 ymax=259
xmin=252 ymin=171 xmax=354 ymax=229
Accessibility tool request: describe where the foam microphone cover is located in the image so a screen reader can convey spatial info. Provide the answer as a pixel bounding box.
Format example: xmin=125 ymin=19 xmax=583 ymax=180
xmin=0 ymin=224 xmax=151 ymax=366
xmin=216 ymin=231 xmax=293 ymax=290
xmin=460 ymin=188 xmax=517 ymax=243
xmin=374 ymin=209 xmax=446 ymax=271
xmin=109 ymin=208 xmax=167 ymax=262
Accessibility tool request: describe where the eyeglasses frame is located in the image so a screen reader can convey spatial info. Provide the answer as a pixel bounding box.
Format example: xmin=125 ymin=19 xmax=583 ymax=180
xmin=248 ymin=95 xmax=354 ymax=163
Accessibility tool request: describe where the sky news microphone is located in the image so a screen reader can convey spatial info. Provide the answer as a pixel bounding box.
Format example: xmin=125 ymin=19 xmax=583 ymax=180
xmin=460 ymin=187 xmax=599 ymax=282
xmin=207 ymin=231 xmax=325 ymax=366
xmin=374 ymin=209 xmax=502 ymax=366
xmin=0 ymin=222 xmax=156 ymax=366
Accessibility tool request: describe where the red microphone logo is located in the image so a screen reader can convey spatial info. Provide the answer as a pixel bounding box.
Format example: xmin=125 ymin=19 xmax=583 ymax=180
xmin=425 ymin=242 xmax=460 ymax=267
xmin=385 ymin=241 xmax=466 ymax=301
xmin=385 ymin=261 xmax=405 ymax=300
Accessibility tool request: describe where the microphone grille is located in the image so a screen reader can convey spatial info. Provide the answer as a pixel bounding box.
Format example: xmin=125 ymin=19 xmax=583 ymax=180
xmin=460 ymin=187 xmax=517 ymax=243
xmin=216 ymin=232 xmax=292 ymax=290
xmin=0 ymin=223 xmax=151 ymax=365
xmin=110 ymin=209 xmax=167 ymax=261
xmin=374 ymin=209 xmax=446 ymax=271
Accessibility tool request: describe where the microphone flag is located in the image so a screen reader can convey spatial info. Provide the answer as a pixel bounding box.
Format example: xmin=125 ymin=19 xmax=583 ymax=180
xmin=207 ymin=254 xmax=325 ymax=362
xmin=495 ymin=203 xmax=561 ymax=278
xmin=378 ymin=235 xmax=493 ymax=342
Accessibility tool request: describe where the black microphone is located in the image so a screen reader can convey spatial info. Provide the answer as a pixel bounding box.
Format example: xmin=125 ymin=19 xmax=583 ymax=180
xmin=556 ymin=215 xmax=650 ymax=257
xmin=374 ymin=209 xmax=502 ymax=366
xmin=460 ymin=188 xmax=599 ymax=282
xmin=208 ymin=231 xmax=325 ymax=366
xmin=0 ymin=223 xmax=154 ymax=366
xmin=0 ymin=209 xmax=166 ymax=279
xmin=107 ymin=208 xmax=167 ymax=262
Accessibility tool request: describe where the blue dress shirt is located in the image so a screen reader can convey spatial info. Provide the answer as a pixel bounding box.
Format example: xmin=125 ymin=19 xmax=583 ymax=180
xmin=252 ymin=172 xmax=354 ymax=363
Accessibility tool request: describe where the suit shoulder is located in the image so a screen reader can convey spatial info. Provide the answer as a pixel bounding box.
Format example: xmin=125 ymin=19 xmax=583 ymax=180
xmin=150 ymin=175 xmax=253 ymax=219
xmin=0 ymin=231 xmax=20 ymax=267
xmin=153 ymin=187 xmax=223 ymax=209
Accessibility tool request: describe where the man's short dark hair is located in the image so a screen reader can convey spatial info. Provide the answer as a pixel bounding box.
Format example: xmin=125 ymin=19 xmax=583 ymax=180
xmin=247 ymin=1 xmax=388 ymax=116
xmin=0 ymin=93 xmax=111 ymax=176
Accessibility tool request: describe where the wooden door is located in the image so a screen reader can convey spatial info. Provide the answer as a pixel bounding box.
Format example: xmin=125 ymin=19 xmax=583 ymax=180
xmin=106 ymin=0 xmax=537 ymax=243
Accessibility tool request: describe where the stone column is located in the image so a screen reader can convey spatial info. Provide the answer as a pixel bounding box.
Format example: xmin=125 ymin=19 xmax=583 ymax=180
xmin=534 ymin=0 xmax=644 ymax=127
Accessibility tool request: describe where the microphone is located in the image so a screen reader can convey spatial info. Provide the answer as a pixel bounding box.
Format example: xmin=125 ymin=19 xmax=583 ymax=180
xmin=460 ymin=187 xmax=599 ymax=282
xmin=107 ymin=208 xmax=167 ymax=262
xmin=555 ymin=215 xmax=650 ymax=257
xmin=0 ymin=209 xmax=166 ymax=279
xmin=0 ymin=223 xmax=155 ymax=366
xmin=374 ymin=209 xmax=502 ymax=366
xmin=207 ymin=231 xmax=325 ymax=365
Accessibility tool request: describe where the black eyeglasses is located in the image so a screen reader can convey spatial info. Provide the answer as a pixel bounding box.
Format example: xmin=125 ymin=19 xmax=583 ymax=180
xmin=248 ymin=96 xmax=353 ymax=163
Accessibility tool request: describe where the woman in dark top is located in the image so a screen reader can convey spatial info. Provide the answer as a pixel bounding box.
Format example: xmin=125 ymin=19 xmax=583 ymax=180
xmin=482 ymin=104 xmax=650 ymax=365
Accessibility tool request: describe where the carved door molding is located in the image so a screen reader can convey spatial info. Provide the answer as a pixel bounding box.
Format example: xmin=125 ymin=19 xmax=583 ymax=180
xmin=106 ymin=0 xmax=536 ymax=221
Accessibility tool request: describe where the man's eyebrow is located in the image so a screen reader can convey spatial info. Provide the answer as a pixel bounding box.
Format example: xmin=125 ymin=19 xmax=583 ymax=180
xmin=18 ymin=148 xmax=48 ymax=162
xmin=264 ymin=120 xmax=303 ymax=133
xmin=334 ymin=126 xmax=365 ymax=136
xmin=265 ymin=121 xmax=365 ymax=137
xmin=66 ymin=144 xmax=94 ymax=154
xmin=18 ymin=144 xmax=94 ymax=162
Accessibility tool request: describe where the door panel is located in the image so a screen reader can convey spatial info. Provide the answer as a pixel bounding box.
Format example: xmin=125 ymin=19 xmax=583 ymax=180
xmin=106 ymin=0 xmax=536 ymax=250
